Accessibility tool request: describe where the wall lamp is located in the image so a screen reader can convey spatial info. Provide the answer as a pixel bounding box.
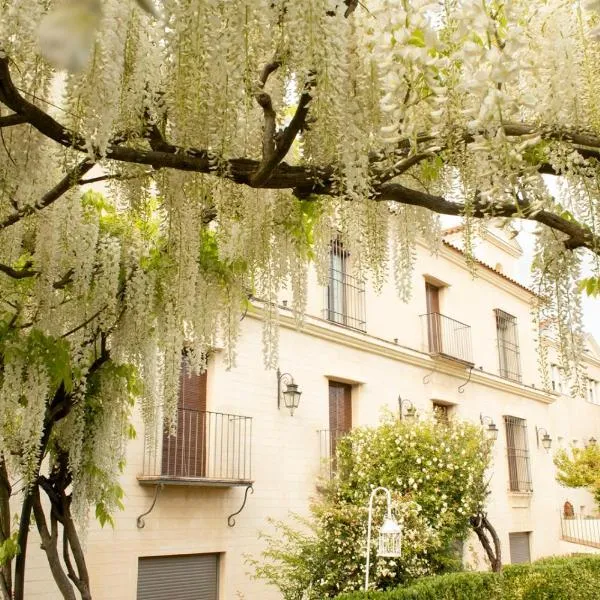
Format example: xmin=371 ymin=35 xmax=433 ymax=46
xmin=588 ymin=437 xmax=597 ymax=447
xmin=277 ymin=369 xmax=302 ymax=416
xmin=398 ymin=396 xmax=417 ymax=421
xmin=479 ymin=414 xmax=499 ymax=442
xmin=536 ymin=427 xmax=553 ymax=451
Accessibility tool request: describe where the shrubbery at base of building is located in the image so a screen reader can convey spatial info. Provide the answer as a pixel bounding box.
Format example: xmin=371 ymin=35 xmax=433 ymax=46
xmin=336 ymin=555 xmax=600 ymax=600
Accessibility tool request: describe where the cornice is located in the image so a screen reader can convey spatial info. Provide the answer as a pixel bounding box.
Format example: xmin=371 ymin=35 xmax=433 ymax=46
xmin=248 ymin=304 xmax=555 ymax=405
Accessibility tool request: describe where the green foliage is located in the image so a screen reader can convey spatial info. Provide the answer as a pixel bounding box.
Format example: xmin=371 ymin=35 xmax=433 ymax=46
xmin=251 ymin=415 xmax=492 ymax=599
xmin=0 ymin=532 xmax=20 ymax=567
xmin=577 ymin=277 xmax=600 ymax=297
xmin=337 ymin=555 xmax=600 ymax=600
xmin=554 ymin=444 xmax=600 ymax=508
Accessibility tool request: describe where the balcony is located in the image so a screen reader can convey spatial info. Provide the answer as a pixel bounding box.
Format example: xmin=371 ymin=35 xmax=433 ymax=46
xmin=317 ymin=429 xmax=348 ymax=480
xmin=138 ymin=409 xmax=252 ymax=487
xmin=323 ymin=268 xmax=366 ymax=332
xmin=560 ymin=512 xmax=600 ymax=549
xmin=420 ymin=312 xmax=474 ymax=366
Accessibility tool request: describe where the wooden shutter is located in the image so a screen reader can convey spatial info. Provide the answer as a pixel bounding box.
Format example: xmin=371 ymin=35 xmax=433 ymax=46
xmin=425 ymin=283 xmax=441 ymax=353
xmin=328 ymin=382 xmax=352 ymax=465
xmin=137 ymin=554 xmax=218 ymax=600
xmin=509 ymin=532 xmax=531 ymax=564
xmin=162 ymin=362 xmax=207 ymax=477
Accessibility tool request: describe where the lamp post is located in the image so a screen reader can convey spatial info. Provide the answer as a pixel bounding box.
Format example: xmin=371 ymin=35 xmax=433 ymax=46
xmin=277 ymin=369 xmax=302 ymax=416
xmin=479 ymin=414 xmax=499 ymax=442
xmin=364 ymin=487 xmax=402 ymax=591
xmin=398 ymin=396 xmax=416 ymax=421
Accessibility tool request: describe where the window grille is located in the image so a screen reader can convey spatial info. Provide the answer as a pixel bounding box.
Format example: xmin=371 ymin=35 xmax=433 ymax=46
xmin=324 ymin=240 xmax=366 ymax=331
xmin=504 ymin=416 xmax=532 ymax=492
xmin=495 ymin=309 xmax=522 ymax=382
xmin=432 ymin=402 xmax=451 ymax=424
xmin=586 ymin=378 xmax=599 ymax=405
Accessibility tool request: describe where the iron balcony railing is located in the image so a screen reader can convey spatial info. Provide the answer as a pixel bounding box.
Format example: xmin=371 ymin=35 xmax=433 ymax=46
xmin=141 ymin=409 xmax=252 ymax=483
xmin=317 ymin=429 xmax=348 ymax=480
xmin=420 ymin=312 xmax=473 ymax=365
xmin=560 ymin=512 xmax=600 ymax=549
xmin=324 ymin=268 xmax=366 ymax=332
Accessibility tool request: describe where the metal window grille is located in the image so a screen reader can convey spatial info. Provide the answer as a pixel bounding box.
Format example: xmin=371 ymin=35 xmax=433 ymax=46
xmin=495 ymin=309 xmax=522 ymax=382
xmin=142 ymin=409 xmax=252 ymax=482
xmin=504 ymin=416 xmax=532 ymax=492
xmin=420 ymin=312 xmax=473 ymax=364
xmin=317 ymin=429 xmax=348 ymax=480
xmin=432 ymin=402 xmax=451 ymax=424
xmin=324 ymin=241 xmax=366 ymax=331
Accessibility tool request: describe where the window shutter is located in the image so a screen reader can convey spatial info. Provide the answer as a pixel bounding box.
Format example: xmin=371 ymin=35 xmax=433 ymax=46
xmin=509 ymin=532 xmax=531 ymax=564
xmin=137 ymin=554 xmax=218 ymax=600
xmin=162 ymin=362 xmax=207 ymax=477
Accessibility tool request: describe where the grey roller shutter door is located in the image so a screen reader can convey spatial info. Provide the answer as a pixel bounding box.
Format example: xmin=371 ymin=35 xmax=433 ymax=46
xmin=509 ymin=532 xmax=531 ymax=564
xmin=137 ymin=554 xmax=218 ymax=600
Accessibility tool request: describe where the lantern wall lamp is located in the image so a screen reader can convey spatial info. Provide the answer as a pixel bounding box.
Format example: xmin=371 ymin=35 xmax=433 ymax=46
xmin=536 ymin=426 xmax=553 ymax=451
xmin=398 ymin=396 xmax=417 ymax=421
xmin=480 ymin=414 xmax=499 ymax=442
xmin=364 ymin=486 xmax=402 ymax=591
xmin=277 ymin=368 xmax=302 ymax=416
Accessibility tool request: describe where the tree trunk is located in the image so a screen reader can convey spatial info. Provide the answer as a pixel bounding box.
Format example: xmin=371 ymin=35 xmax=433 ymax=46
xmin=0 ymin=455 xmax=12 ymax=600
xmin=470 ymin=513 xmax=502 ymax=572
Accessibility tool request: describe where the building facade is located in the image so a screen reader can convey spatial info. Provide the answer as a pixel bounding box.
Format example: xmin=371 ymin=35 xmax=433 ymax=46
xmin=22 ymin=227 xmax=600 ymax=599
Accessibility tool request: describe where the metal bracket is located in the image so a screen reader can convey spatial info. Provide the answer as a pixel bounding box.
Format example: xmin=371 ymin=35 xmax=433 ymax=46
xmin=227 ymin=484 xmax=254 ymax=527
xmin=458 ymin=366 xmax=474 ymax=394
xmin=422 ymin=366 xmax=436 ymax=385
xmin=136 ymin=483 xmax=163 ymax=529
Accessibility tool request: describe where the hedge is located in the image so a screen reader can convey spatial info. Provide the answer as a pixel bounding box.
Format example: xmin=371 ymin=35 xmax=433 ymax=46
xmin=336 ymin=555 xmax=600 ymax=600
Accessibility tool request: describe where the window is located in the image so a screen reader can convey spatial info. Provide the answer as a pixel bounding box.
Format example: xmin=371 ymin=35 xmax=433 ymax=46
xmin=551 ymin=364 xmax=564 ymax=393
xmin=325 ymin=240 xmax=366 ymax=331
xmin=508 ymin=532 xmax=531 ymax=564
xmin=586 ymin=377 xmax=600 ymax=405
xmin=328 ymin=381 xmax=352 ymax=460
xmin=161 ymin=361 xmax=207 ymax=478
xmin=504 ymin=416 xmax=532 ymax=492
xmin=432 ymin=401 xmax=452 ymax=424
xmin=495 ymin=310 xmax=522 ymax=382
xmin=137 ymin=554 xmax=218 ymax=600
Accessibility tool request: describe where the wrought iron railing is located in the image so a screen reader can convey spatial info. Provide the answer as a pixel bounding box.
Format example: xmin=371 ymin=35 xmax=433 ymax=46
xmin=560 ymin=512 xmax=600 ymax=549
xmin=420 ymin=312 xmax=473 ymax=364
xmin=504 ymin=416 xmax=533 ymax=493
xmin=141 ymin=409 xmax=252 ymax=482
xmin=317 ymin=429 xmax=348 ymax=480
xmin=324 ymin=268 xmax=366 ymax=332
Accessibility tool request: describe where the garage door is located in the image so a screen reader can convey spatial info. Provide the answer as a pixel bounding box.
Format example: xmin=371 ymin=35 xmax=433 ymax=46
xmin=137 ymin=554 xmax=218 ymax=600
xmin=509 ymin=532 xmax=531 ymax=564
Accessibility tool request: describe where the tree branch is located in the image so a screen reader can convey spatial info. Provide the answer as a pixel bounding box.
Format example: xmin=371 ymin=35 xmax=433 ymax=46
xmin=0 ymin=263 xmax=35 ymax=279
xmin=31 ymin=487 xmax=76 ymax=600
xmin=0 ymin=159 xmax=94 ymax=230
xmin=0 ymin=114 xmax=26 ymax=128
xmin=1 ymin=54 xmax=599 ymax=255
xmin=255 ymin=60 xmax=280 ymax=165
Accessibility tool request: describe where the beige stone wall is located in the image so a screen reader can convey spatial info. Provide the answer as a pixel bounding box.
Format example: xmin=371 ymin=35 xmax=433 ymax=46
xmin=18 ymin=236 xmax=600 ymax=598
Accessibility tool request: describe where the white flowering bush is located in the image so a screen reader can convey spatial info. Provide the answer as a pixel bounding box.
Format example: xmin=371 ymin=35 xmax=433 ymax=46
xmin=251 ymin=415 xmax=492 ymax=598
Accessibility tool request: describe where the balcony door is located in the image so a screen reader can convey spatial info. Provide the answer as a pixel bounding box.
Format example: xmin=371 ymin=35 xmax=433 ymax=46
xmin=329 ymin=382 xmax=352 ymax=466
xmin=161 ymin=363 xmax=207 ymax=478
xmin=425 ymin=282 xmax=441 ymax=353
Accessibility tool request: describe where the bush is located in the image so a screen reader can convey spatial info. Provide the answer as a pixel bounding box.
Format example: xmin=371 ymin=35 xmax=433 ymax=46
xmin=336 ymin=555 xmax=600 ymax=600
xmin=250 ymin=416 xmax=493 ymax=598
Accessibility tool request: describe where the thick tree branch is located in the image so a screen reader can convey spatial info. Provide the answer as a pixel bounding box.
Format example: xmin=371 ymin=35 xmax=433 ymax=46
xmin=1 ymin=54 xmax=598 ymax=255
xmin=0 ymin=263 xmax=35 ymax=279
xmin=250 ymin=72 xmax=315 ymax=186
xmin=31 ymin=487 xmax=76 ymax=600
xmin=0 ymin=113 xmax=26 ymax=128
xmin=255 ymin=60 xmax=280 ymax=165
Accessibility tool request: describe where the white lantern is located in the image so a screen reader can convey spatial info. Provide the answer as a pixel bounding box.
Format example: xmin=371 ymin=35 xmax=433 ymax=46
xmin=378 ymin=516 xmax=402 ymax=558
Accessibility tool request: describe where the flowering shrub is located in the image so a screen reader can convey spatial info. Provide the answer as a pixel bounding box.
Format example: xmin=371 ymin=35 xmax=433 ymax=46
xmin=251 ymin=415 xmax=492 ymax=598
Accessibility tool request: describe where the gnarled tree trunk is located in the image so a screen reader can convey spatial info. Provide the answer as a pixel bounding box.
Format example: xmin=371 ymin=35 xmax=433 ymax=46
xmin=470 ymin=512 xmax=502 ymax=572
